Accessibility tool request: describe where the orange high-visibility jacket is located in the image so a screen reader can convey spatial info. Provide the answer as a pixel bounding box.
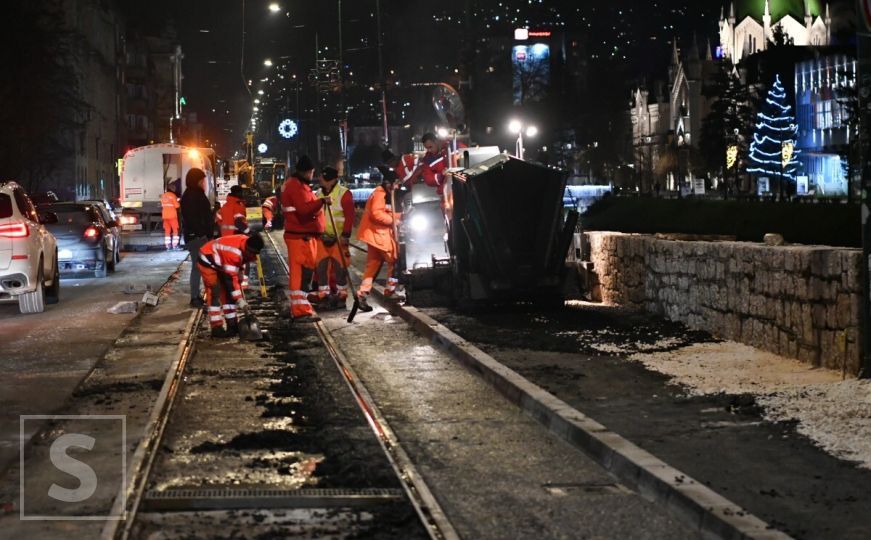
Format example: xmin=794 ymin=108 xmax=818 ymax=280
xmin=356 ymin=186 xmax=401 ymax=257
xmin=198 ymin=234 xmax=252 ymax=301
xmin=281 ymin=176 xmax=325 ymax=238
xmin=217 ymin=195 xmax=249 ymax=236
xmin=262 ymin=195 xmax=278 ymax=224
xmin=160 ymin=191 xmax=180 ymax=220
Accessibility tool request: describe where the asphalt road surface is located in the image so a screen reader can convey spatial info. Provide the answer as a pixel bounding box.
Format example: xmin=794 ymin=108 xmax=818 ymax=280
xmin=0 ymin=250 xmax=187 ymax=474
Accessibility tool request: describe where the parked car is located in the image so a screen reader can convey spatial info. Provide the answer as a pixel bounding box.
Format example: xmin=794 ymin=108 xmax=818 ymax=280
xmin=81 ymin=199 xmax=121 ymax=266
xmin=0 ymin=182 xmax=60 ymax=313
xmin=45 ymin=202 xmax=116 ymax=278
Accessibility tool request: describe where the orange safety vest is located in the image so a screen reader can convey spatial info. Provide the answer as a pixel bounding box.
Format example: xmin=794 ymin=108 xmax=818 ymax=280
xmin=160 ymin=191 xmax=180 ymax=220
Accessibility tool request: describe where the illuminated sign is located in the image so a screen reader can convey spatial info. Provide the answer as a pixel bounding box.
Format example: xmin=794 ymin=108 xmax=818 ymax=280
xmin=514 ymin=29 xmax=551 ymax=40
xmin=257 ymin=143 xmax=268 ymax=154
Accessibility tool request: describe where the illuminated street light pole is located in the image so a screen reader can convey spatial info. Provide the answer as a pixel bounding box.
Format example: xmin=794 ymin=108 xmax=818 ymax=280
xmin=509 ymin=120 xmax=537 ymax=160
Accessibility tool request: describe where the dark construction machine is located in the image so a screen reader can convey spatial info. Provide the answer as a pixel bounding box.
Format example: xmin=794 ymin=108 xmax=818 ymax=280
xmin=402 ymin=153 xmax=578 ymax=308
xmin=387 ymin=82 xmax=578 ymax=307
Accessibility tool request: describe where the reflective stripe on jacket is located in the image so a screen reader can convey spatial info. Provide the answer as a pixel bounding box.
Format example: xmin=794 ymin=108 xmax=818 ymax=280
xmin=198 ymin=234 xmax=250 ymax=299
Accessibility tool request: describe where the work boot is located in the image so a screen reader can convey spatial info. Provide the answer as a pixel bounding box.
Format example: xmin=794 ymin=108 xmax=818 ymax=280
xmin=226 ymin=319 xmax=239 ymax=337
xmin=189 ymin=298 xmax=205 ymax=308
xmin=210 ymin=326 xmax=230 ymax=338
xmin=294 ymin=314 xmax=321 ymax=323
xmin=357 ymin=296 xmax=374 ymax=312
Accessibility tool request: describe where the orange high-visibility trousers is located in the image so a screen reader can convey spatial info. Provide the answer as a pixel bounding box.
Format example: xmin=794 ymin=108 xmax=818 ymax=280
xmin=284 ymin=236 xmax=317 ymax=317
xmin=163 ymin=218 xmax=180 ymax=249
xmin=198 ymin=264 xmax=237 ymax=328
xmin=315 ymin=240 xmax=349 ymax=299
xmin=358 ymin=245 xmax=397 ymax=297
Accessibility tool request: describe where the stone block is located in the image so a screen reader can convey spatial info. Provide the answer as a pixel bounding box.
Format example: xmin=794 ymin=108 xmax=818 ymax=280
xmin=826 ymin=304 xmax=839 ymax=330
xmin=825 ymin=251 xmax=842 ymax=279
xmin=784 ymin=250 xmax=795 ymax=272
xmin=801 ymin=304 xmax=814 ymax=337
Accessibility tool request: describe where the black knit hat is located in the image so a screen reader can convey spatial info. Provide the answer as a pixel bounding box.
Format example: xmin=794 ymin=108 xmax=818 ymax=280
xmin=229 ymin=185 xmax=243 ymax=197
xmin=295 ymin=155 xmax=314 ymax=172
xmin=245 ymin=233 xmax=264 ymax=254
xmin=322 ymin=166 xmax=339 ymax=181
xmin=377 ymin=165 xmax=397 ymax=184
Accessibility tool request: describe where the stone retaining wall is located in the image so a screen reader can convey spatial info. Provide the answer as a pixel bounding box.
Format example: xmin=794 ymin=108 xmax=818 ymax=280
xmin=585 ymin=232 xmax=862 ymax=375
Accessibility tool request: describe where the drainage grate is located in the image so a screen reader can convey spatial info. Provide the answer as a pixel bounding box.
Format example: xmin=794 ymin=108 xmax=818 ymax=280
xmin=142 ymin=487 xmax=405 ymax=511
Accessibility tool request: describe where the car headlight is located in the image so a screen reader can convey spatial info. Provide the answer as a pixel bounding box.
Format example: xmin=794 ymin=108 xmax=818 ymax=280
xmin=409 ymin=214 xmax=429 ymax=233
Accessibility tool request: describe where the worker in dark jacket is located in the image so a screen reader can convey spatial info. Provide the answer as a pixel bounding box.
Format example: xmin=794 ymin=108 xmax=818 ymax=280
xmin=181 ymin=167 xmax=213 ymax=308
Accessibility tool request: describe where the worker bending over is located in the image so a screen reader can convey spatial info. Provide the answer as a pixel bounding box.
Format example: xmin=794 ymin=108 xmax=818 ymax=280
xmin=312 ymin=166 xmax=354 ymax=308
xmin=197 ymin=233 xmax=264 ymax=338
xmin=356 ymin=168 xmax=402 ymax=310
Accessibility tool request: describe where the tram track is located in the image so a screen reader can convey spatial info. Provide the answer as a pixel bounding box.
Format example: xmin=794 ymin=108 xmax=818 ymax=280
xmin=99 ymin=234 xmax=452 ymax=540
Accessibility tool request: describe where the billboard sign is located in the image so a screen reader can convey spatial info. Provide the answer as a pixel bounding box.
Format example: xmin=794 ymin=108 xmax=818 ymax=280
xmin=512 ymin=43 xmax=550 ymax=105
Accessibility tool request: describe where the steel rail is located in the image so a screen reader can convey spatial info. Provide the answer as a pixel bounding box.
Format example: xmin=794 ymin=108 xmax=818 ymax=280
xmin=100 ymin=285 xmax=203 ymax=539
xmin=264 ymin=231 xmax=459 ymax=540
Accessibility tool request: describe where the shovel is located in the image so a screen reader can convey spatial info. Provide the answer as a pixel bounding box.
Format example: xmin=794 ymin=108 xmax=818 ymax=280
xmin=325 ymin=201 xmax=368 ymax=322
xmin=238 ymin=306 xmax=263 ymax=341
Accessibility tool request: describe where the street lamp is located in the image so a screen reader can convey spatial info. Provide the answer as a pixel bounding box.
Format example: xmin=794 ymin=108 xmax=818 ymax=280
xmin=508 ymin=119 xmax=536 ymax=160
xmin=263 ymin=58 xmax=273 ymax=67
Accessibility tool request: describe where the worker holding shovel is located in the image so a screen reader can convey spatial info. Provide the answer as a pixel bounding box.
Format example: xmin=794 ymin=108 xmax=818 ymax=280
xmin=356 ymin=168 xmax=402 ymax=312
xmin=196 ymin=233 xmax=264 ymax=338
xmin=312 ymin=166 xmax=355 ymax=309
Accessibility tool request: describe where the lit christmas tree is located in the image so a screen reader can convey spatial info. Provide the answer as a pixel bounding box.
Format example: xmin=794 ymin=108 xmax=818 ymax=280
xmin=746 ymin=74 xmax=801 ymax=187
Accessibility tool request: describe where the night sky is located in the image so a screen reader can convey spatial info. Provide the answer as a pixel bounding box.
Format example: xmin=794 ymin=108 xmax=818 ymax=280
xmin=126 ymin=0 xmax=854 ymax=156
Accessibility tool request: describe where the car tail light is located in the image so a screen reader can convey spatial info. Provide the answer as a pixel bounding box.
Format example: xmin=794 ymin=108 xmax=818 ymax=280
xmin=119 ymin=215 xmax=139 ymax=225
xmin=0 ymin=222 xmax=29 ymax=238
xmin=84 ymin=226 xmax=100 ymax=239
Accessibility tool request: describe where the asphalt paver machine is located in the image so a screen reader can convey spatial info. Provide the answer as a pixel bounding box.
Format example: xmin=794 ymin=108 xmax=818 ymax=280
xmin=403 ymin=154 xmax=578 ymax=308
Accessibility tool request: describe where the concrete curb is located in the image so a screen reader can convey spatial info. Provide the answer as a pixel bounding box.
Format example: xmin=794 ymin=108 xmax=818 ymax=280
xmin=0 ymin=257 xmax=191 ymax=481
xmin=368 ymin=287 xmax=791 ymax=540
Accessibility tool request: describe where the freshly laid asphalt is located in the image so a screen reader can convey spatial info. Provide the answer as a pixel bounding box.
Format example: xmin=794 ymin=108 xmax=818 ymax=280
xmin=423 ymin=303 xmax=871 ymax=540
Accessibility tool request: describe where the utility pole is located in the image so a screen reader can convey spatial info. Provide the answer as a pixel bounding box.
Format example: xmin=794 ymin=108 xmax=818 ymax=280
xmin=858 ymin=16 xmax=871 ymax=377
xmin=376 ymin=0 xmax=389 ymax=145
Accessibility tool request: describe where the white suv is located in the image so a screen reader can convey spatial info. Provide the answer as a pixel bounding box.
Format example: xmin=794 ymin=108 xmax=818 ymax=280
xmin=0 ymin=182 xmax=60 ymax=313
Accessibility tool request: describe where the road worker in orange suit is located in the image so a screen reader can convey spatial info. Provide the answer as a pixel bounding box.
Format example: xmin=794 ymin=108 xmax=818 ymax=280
xmin=217 ymin=184 xmax=252 ymax=290
xmin=382 ymin=149 xmax=421 ymax=189
xmin=160 ymin=181 xmax=181 ymax=250
xmin=197 ymin=233 xmax=264 ymax=338
xmin=262 ymin=194 xmax=279 ymax=230
xmin=217 ymin=185 xmax=250 ymax=237
xmin=281 ymin=155 xmax=327 ymax=322
xmin=420 ymin=132 xmax=467 ymax=196
xmin=356 ymin=168 xmax=402 ymax=311
xmin=312 ymin=166 xmax=354 ymax=308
